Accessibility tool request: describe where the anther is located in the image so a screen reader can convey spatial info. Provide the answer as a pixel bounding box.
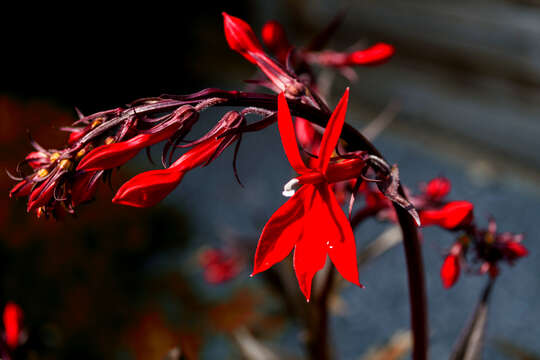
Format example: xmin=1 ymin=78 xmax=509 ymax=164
xmin=37 ymin=168 xmax=49 ymax=178
xmin=282 ymin=178 xmax=300 ymax=197
xmin=91 ymin=117 xmax=104 ymax=129
xmin=104 ymin=136 xmax=115 ymax=145
xmin=49 ymin=152 xmax=61 ymax=162
xmin=58 ymin=159 xmax=72 ymax=170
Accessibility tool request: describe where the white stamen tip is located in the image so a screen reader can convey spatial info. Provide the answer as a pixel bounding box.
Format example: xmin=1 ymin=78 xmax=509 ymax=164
xmin=282 ymin=178 xmax=300 ymax=197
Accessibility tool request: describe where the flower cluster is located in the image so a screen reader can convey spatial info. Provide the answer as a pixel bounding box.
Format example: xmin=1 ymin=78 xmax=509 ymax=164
xmin=355 ymin=177 xmax=527 ymax=288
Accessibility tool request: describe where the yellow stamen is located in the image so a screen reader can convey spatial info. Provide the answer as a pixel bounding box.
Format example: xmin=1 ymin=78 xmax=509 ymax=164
xmin=59 ymin=159 xmax=72 ymax=170
xmin=76 ymin=149 xmax=86 ymax=159
xmin=104 ymin=136 xmax=115 ymax=145
xmin=37 ymin=168 xmax=49 ymax=177
xmin=49 ymin=152 xmax=61 ymax=162
xmin=91 ymin=117 xmax=104 ymax=129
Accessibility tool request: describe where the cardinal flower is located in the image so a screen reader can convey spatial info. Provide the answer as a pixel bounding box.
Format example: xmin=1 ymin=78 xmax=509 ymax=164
xmin=252 ymin=89 xmax=366 ymax=301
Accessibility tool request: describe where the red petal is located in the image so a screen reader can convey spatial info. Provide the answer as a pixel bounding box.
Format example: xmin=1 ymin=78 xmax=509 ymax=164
xmin=319 ymin=184 xmax=362 ymax=287
xmin=252 ymin=185 xmax=309 ymax=276
xmin=77 ymin=127 xmax=178 ymax=172
xmin=9 ymin=180 xmax=33 ymax=198
xmin=3 ymin=302 xmax=22 ymax=349
xmin=27 ymin=179 xmax=55 ymax=212
xmin=317 ymin=88 xmax=349 ymax=173
xmin=222 ymin=12 xmax=264 ymax=64
xmin=419 ymin=201 xmax=474 ymax=229
xmin=112 ymin=169 xmax=184 ymax=208
xmin=440 ymin=254 xmax=460 ymax=288
xmin=277 ymin=93 xmax=309 ymax=174
xmin=170 ymin=137 xmax=224 ymax=172
xmin=505 ymin=241 xmax=528 ymax=258
xmin=71 ymin=171 xmax=101 ymax=207
xmin=346 ymin=43 xmax=395 ymax=66
xmin=293 ymin=186 xmax=327 ymax=301
xmin=425 ymin=177 xmax=451 ymax=200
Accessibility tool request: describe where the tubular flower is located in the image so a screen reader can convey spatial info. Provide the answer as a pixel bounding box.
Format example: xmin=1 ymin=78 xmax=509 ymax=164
xmin=419 ymin=201 xmax=474 ymax=230
xmin=3 ymin=302 xmax=23 ymax=349
xmin=252 ymin=89 xmax=366 ymax=301
xmin=304 ymin=43 xmax=395 ymax=68
xmin=112 ymin=111 xmax=244 ymax=208
xmin=441 ymin=243 xmax=462 ymax=289
xmin=223 ymin=12 xmax=308 ymax=100
xmin=77 ymin=105 xmax=198 ymax=172
xmin=423 ymin=177 xmax=451 ymax=201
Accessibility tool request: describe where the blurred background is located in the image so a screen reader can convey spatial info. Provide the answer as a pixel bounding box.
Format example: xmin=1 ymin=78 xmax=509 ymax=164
xmin=1 ymin=0 xmax=540 ymax=359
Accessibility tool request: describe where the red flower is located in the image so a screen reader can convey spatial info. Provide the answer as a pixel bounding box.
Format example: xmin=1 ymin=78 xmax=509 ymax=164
xmin=199 ymin=247 xmax=242 ymax=284
xmin=112 ymin=111 xmax=243 ymax=208
xmin=440 ymin=244 xmax=461 ymax=288
xmin=3 ymin=302 xmax=23 ymax=349
xmin=252 ymin=89 xmax=366 ymax=301
xmin=223 ymin=13 xmax=307 ymax=99
xmin=419 ymin=201 xmax=473 ymax=230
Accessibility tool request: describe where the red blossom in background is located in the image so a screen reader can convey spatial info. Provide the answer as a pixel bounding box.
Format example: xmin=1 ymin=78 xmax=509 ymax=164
xmin=440 ymin=243 xmax=462 ymax=289
xmin=252 ymin=90 xmax=368 ymax=301
xmin=261 ymin=20 xmax=292 ymax=64
xmin=419 ymin=201 xmax=474 ymax=230
xmin=199 ymin=247 xmax=243 ymax=284
xmin=3 ymin=302 xmax=23 ymax=349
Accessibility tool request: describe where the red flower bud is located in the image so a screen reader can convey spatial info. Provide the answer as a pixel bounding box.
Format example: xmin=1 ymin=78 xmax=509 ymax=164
xmin=441 ymin=252 xmax=460 ymax=288
xmin=112 ymin=168 xmax=185 ymax=208
xmin=222 ymin=12 xmax=264 ymax=64
xmin=25 ymin=151 xmax=49 ymax=169
xmin=425 ymin=177 xmax=451 ymax=200
xmin=68 ymin=129 xmax=85 ymax=145
xmin=77 ymin=107 xmax=197 ymax=172
xmin=504 ymin=240 xmax=528 ymax=259
xmin=113 ymin=135 xmax=231 ymax=208
xmin=419 ymin=201 xmax=473 ymax=229
xmin=9 ymin=180 xmax=33 ymax=198
xmin=71 ymin=171 xmax=101 ymax=207
xmin=345 ymin=43 xmax=395 ymax=66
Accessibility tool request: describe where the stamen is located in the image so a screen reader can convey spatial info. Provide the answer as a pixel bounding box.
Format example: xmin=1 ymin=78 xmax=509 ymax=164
xmin=282 ymin=178 xmax=300 ymax=197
